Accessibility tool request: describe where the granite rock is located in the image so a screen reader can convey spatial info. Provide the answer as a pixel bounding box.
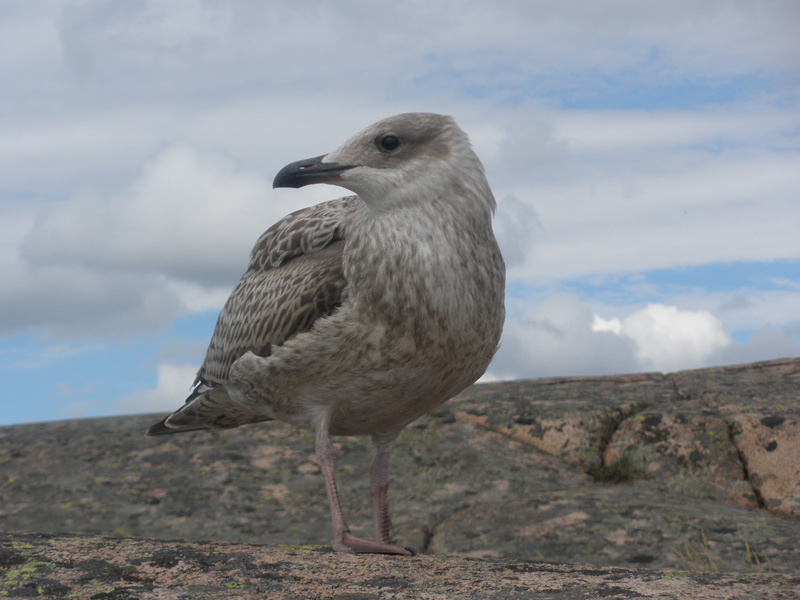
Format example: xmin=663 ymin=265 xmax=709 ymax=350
xmin=1 ymin=358 xmax=799 ymax=579
xmin=1 ymin=532 xmax=797 ymax=600
xmin=729 ymin=413 xmax=800 ymax=517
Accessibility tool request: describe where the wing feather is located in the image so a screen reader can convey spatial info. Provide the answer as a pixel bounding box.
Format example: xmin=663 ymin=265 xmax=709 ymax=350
xmin=196 ymin=196 xmax=361 ymax=385
xmin=197 ymin=240 xmax=345 ymax=383
xmin=146 ymin=196 xmax=362 ymax=436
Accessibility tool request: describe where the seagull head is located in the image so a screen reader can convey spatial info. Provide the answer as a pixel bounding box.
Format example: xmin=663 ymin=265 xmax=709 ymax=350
xmin=273 ymin=113 xmax=494 ymax=213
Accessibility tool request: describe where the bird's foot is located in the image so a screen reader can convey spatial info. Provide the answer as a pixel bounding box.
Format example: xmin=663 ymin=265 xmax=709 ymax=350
xmin=332 ymin=531 xmax=415 ymax=556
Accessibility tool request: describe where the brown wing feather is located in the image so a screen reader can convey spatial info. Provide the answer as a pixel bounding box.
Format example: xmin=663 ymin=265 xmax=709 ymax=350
xmin=145 ymin=196 xmax=361 ymax=436
xmin=198 ymin=241 xmax=345 ymax=383
xmin=196 ymin=196 xmax=361 ymax=385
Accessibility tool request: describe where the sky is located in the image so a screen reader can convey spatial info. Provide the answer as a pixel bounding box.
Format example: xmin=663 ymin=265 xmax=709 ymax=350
xmin=1 ymin=0 xmax=799 ymax=426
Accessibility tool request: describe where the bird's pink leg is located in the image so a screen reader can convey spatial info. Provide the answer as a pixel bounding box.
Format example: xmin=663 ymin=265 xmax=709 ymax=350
xmin=315 ymin=428 xmax=413 ymax=555
xmin=370 ymin=447 xmax=392 ymax=544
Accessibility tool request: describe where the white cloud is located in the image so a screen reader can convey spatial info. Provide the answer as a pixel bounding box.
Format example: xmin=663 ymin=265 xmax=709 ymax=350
xmin=1 ymin=143 xmax=320 ymax=338
xmin=713 ymin=324 xmax=800 ymax=366
xmin=489 ymin=296 xmax=639 ymax=379
xmin=17 ymin=3 xmax=800 ymax=82
xmin=555 ymin=109 xmax=798 ymax=154
xmin=22 ymin=143 xmax=280 ymax=285
xmin=115 ymin=363 xmax=198 ymax=415
xmin=490 ymin=298 xmax=739 ymax=379
xmin=616 ymin=303 xmax=731 ymax=372
xmin=607 ymin=283 xmax=800 ymax=341
xmin=493 ymin=194 xmax=543 ymax=268
xmin=592 ymin=315 xmax=623 ymax=335
xmin=165 ymin=280 xmax=235 ymax=314
xmin=0 ymin=249 xmax=182 ymax=338
xmin=491 ymin=106 xmax=800 ymax=283
xmin=1 ymin=2 xmax=799 ymax=426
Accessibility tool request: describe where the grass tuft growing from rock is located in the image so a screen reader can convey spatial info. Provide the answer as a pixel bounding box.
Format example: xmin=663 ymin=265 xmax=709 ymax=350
xmin=587 ymin=454 xmax=643 ymax=484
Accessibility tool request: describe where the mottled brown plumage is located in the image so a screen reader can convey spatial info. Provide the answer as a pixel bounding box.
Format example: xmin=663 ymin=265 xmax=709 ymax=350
xmin=198 ymin=196 xmax=361 ymax=384
xmin=147 ymin=112 xmax=505 ymax=555
xmin=146 ymin=197 xmax=362 ymax=434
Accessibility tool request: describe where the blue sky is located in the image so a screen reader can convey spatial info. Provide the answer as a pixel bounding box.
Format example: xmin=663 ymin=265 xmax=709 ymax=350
xmin=1 ymin=1 xmax=799 ymax=426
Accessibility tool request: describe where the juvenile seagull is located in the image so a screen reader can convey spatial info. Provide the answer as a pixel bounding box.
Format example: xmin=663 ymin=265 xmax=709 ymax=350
xmin=147 ymin=113 xmax=505 ymax=555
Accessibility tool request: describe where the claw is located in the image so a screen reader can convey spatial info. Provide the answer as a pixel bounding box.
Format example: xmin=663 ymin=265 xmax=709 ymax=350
xmin=333 ymin=531 xmax=415 ymax=555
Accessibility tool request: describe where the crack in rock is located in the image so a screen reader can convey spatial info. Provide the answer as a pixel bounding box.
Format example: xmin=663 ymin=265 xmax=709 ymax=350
xmin=726 ymin=419 xmax=767 ymax=510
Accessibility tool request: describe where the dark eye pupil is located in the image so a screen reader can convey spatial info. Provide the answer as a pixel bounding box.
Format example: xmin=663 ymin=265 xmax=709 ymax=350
xmin=380 ymin=135 xmax=400 ymax=151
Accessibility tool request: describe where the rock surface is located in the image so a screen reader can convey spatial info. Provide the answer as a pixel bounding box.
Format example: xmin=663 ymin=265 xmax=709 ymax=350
xmin=1 ymin=531 xmax=797 ymax=599
xmin=1 ymin=358 xmax=799 ymax=592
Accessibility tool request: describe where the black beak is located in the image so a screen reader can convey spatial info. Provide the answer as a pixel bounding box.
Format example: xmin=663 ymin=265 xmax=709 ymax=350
xmin=273 ymin=155 xmax=352 ymax=189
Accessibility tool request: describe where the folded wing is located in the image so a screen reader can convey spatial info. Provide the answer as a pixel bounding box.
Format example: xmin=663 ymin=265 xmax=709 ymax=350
xmin=146 ymin=196 xmax=360 ymax=436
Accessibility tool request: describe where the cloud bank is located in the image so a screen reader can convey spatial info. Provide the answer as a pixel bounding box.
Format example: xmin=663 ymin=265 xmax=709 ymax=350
xmin=1 ymin=1 xmax=798 ymax=423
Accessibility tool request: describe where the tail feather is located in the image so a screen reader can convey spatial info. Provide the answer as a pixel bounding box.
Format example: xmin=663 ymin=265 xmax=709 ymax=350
xmin=145 ymin=380 xmax=271 ymax=437
xmin=146 ymin=416 xmax=211 ymax=436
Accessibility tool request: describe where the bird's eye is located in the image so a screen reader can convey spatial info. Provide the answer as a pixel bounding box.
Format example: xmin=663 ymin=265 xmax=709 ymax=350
xmin=378 ymin=135 xmax=400 ymax=152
